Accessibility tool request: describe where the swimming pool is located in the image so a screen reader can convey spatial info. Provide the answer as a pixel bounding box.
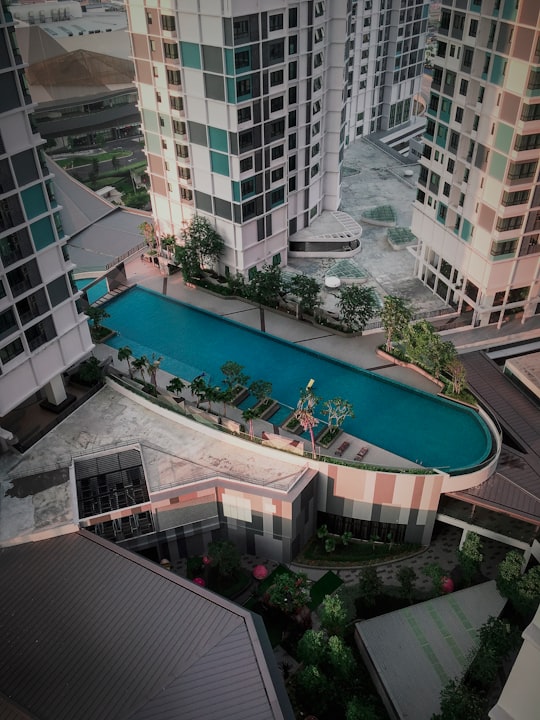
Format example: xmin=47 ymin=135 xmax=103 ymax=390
xmin=75 ymin=278 xmax=108 ymax=305
xmin=104 ymin=287 xmax=493 ymax=473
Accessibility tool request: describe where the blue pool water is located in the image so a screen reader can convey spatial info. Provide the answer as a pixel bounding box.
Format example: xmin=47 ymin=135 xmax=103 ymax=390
xmin=104 ymin=287 xmax=493 ymax=473
xmin=75 ymin=278 xmax=108 ymax=304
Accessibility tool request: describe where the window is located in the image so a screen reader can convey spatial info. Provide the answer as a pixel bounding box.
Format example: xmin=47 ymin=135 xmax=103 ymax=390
xmin=239 ymin=131 xmax=253 ymax=151
xmin=167 ymin=69 xmax=181 ymax=85
xmin=289 ymin=155 xmax=296 ymax=171
xmin=173 ymin=120 xmax=186 ymax=135
xmin=269 ymin=119 xmax=285 ymax=139
xmin=514 ymin=134 xmax=540 ymax=151
xmin=156 ymin=91 xmax=162 ymax=103
xmin=170 ymin=96 xmax=183 ymax=112
xmin=240 ymin=157 xmax=253 ymax=173
xmin=469 ymin=19 xmax=478 ymax=37
xmin=496 ymin=216 xmax=524 ymax=232
xmin=235 ymin=49 xmax=250 ymax=69
xmin=271 ymin=167 xmax=284 ymax=182
xmin=164 ymin=43 xmax=178 ymax=59
xmin=310 ymin=163 xmax=319 ymax=178
xmin=0 ymin=337 xmax=23 ymax=364
xmin=447 ymin=158 xmax=455 ymax=173
xmin=150 ymin=40 xmax=156 ymax=53
xmin=288 ymin=62 xmax=297 ymax=80
xmin=459 ymin=79 xmax=468 ymax=96
xmin=313 ymin=77 xmax=322 ymax=92
xmin=288 ymin=110 xmax=297 ymax=127
xmin=238 ymin=106 xmax=251 ymax=123
xmin=528 ymin=69 xmax=540 ymax=91
xmin=288 ymin=8 xmax=298 ymax=27
xmin=241 ymin=178 xmax=255 ymax=197
xmin=462 ymin=47 xmax=474 ymax=69
xmin=269 ymin=14 xmax=283 ymax=31
xmin=502 ymin=190 xmax=530 ymax=206
xmin=271 ymin=187 xmax=284 ymax=206
xmin=521 ymin=104 xmax=540 ymax=122
xmin=443 ymin=182 xmax=450 ymax=197
xmin=270 ymin=70 xmax=283 ymax=86
xmin=507 ymin=161 xmax=537 ymax=181
xmin=146 ymin=12 xmax=152 ymax=24
xmin=271 ymin=96 xmax=284 ymax=113
xmin=313 ymin=100 xmax=321 ymax=115
xmin=234 ymin=19 xmax=249 ymax=40
xmin=289 ymin=176 xmax=296 ymax=191
xmin=455 ymin=107 xmax=463 ymax=123
xmin=161 ymin=15 xmax=176 ymax=32
xmin=242 ymin=200 xmax=256 ymax=221
xmin=490 ymin=239 xmax=517 ymax=257
xmin=175 ymin=144 xmax=188 ymax=159
xmin=314 ymin=2 xmax=325 ymax=18
xmin=288 ymin=134 xmax=296 ymax=150
xmin=449 ymin=131 xmax=460 ymax=152
xmin=237 ymin=78 xmax=252 ymax=98
xmin=312 ymin=122 xmax=320 ymax=136
xmin=314 ymin=28 xmax=324 ymax=43
xmin=271 ymin=145 xmax=284 ymax=160
xmin=314 ymin=53 xmax=323 ymax=69
xmin=289 ymin=36 xmax=297 ymax=55
xmin=477 ymin=86 xmax=485 ymax=103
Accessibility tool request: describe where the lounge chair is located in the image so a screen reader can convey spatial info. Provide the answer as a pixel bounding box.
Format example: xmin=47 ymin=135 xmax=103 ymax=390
xmin=335 ymin=441 xmax=350 ymax=457
xmin=355 ymin=446 xmax=369 ymax=460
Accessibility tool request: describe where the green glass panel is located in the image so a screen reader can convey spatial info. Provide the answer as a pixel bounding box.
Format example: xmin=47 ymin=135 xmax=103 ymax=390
xmin=210 ymin=151 xmax=229 ymax=176
xmin=231 ymin=181 xmax=240 ymax=202
xmin=224 ymin=48 xmax=234 ymax=75
xmin=226 ymin=77 xmax=236 ymax=103
xmin=31 ymin=216 xmax=55 ymax=250
xmin=141 ymin=109 xmax=159 ymax=133
xmin=208 ymin=126 xmax=228 ymax=152
xmin=495 ymin=123 xmax=513 ymax=154
xmin=461 ymin=219 xmax=472 ymax=242
xmin=21 ymin=184 xmax=48 ymax=220
xmin=145 ymin=132 xmax=162 ymax=154
xmin=501 ymin=0 xmax=517 ymax=20
xmin=160 ymin=115 xmax=173 ymax=139
xmin=489 ymin=151 xmax=507 ymax=181
xmin=490 ymin=55 xmax=505 ymax=86
xmin=180 ymin=41 xmax=201 ymax=69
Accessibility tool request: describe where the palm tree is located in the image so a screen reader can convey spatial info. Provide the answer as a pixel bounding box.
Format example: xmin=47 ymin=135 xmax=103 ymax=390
xmin=242 ymin=406 xmax=258 ymax=438
xmin=167 ymin=377 xmax=186 ymax=398
xmin=190 ymin=375 xmax=209 ymax=408
xmin=132 ymin=355 xmax=149 ymax=384
xmin=294 ymin=388 xmax=320 ymax=457
xmin=147 ymin=353 xmax=162 ymax=388
xmin=117 ymin=346 xmax=133 ymax=379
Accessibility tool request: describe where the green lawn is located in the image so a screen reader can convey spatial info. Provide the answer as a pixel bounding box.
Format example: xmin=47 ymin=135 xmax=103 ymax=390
xmin=309 ymin=571 xmax=343 ymax=609
xmin=57 ymin=150 xmax=130 ymax=168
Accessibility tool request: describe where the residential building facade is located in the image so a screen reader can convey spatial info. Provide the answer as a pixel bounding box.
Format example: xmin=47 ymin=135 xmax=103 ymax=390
xmin=126 ymin=0 xmax=428 ymax=276
xmin=0 ymin=0 xmax=93 ymax=417
xmin=412 ymin=0 xmax=540 ymax=327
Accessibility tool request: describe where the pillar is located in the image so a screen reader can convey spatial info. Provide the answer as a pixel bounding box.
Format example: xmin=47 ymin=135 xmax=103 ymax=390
xmin=44 ymin=373 xmax=67 ymax=407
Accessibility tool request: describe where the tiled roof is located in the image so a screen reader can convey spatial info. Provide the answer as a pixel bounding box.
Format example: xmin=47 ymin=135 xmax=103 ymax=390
xmin=457 ymin=352 xmax=540 ymax=523
xmin=0 ymin=532 xmax=292 ymax=720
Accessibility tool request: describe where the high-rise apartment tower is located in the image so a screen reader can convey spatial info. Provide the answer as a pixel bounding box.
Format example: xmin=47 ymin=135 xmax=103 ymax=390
xmin=412 ymin=0 xmax=540 ymax=327
xmin=126 ymin=0 xmax=428 ymax=276
xmin=0 ymin=0 xmax=93 ymax=417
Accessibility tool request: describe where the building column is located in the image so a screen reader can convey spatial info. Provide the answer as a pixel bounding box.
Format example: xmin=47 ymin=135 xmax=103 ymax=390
xmin=44 ymin=373 xmax=67 ymax=407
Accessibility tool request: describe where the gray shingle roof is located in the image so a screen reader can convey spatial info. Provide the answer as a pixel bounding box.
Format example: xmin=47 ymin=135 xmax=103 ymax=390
xmin=0 ymin=532 xmax=292 ymax=720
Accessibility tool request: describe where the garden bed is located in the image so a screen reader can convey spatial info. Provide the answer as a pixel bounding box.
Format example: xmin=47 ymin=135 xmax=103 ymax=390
xmin=316 ymin=426 xmax=341 ymax=448
xmin=281 ymin=412 xmax=302 ymax=434
xmin=295 ymin=537 xmax=421 ymax=566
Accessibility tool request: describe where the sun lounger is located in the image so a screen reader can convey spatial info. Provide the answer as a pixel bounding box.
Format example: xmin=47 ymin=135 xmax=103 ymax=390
xmin=335 ymin=441 xmax=350 ymax=457
xmin=355 ymin=446 xmax=369 ymax=461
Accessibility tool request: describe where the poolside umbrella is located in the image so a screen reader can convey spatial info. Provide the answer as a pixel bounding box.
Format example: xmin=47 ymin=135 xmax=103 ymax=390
xmin=253 ymin=565 xmax=269 ymax=580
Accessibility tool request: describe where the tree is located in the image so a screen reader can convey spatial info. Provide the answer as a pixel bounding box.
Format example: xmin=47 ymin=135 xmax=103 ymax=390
xmin=380 ymin=295 xmax=413 ymax=352
xmin=319 ymin=594 xmax=348 ymax=637
xmin=138 ymin=221 xmax=156 ymax=248
xmin=287 ymin=274 xmax=321 ymax=318
xmin=322 ymin=396 xmax=355 ymax=430
xmin=206 ymin=540 xmax=240 ymax=579
xmin=396 ymin=566 xmax=417 ymax=604
xmin=220 ymin=361 xmax=249 ymax=392
xmin=161 ymin=234 xmax=177 ymax=254
xmin=297 ymin=629 xmax=326 ymax=666
xmin=433 ymin=679 xmax=485 ymax=720
xmin=189 ymin=375 xmax=210 ymax=408
xmin=132 ymin=355 xmax=149 ymax=384
xmin=294 ymin=388 xmax=320 ymax=457
xmin=182 ymin=215 xmax=224 ymax=270
xmin=247 ymin=264 xmax=284 ymax=332
xmin=403 ymin=321 xmax=457 ymax=379
xmin=337 ymin=285 xmax=378 ymax=333
xmin=117 ymin=346 xmax=133 ymax=378
xmin=514 ymin=565 xmax=540 ymax=619
xmin=249 ymin=379 xmax=273 ymax=405
xmin=357 ymin=567 xmax=382 ymax=608
xmin=85 ymin=306 xmax=110 ymax=333
xmin=346 ymin=697 xmax=380 ymax=720
xmin=467 ymin=617 xmax=521 ymax=688
xmin=267 ymin=571 xmax=310 ymax=614
xmin=242 ymin=406 xmax=257 ymax=438
xmin=423 ymin=562 xmax=447 ymax=595
xmin=496 ymin=550 xmax=523 ymax=600
xmin=111 ymin=155 xmax=120 ymax=171
xmin=457 ymin=532 xmax=483 ymax=587
xmin=147 ymin=353 xmax=162 ymax=388
xmin=327 ymin=635 xmax=356 ymax=681
xmin=296 ymin=665 xmax=331 ymax=714
xmin=446 ymin=356 xmax=467 ymax=396
xmin=174 ymin=244 xmax=200 ymax=283
xmin=122 ymin=189 xmax=150 ymax=210
xmin=167 ymin=377 xmax=186 ymax=398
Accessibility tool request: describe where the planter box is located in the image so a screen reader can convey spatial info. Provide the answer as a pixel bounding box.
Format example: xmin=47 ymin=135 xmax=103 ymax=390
xmin=231 ymin=385 xmax=249 ymax=406
xmin=316 ymin=427 xmax=341 ymax=448
xmin=281 ymin=412 xmax=302 ymax=434
xmin=254 ymin=398 xmax=280 ymax=420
